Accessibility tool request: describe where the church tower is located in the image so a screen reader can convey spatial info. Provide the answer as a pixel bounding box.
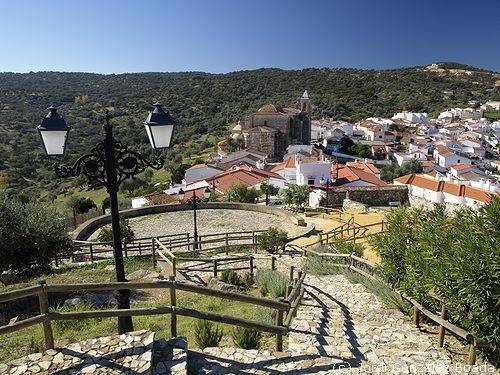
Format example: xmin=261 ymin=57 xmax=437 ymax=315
xmin=299 ymin=90 xmax=311 ymax=114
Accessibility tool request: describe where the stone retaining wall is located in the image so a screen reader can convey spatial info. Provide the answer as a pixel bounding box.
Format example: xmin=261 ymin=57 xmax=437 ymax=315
xmin=323 ymin=186 xmax=409 ymax=207
xmin=73 ymin=202 xmax=306 ymax=241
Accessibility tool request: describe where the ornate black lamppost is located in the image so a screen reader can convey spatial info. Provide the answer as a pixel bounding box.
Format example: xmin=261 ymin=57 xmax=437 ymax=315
xmin=178 ymin=186 xmax=211 ymax=250
xmin=320 ymin=177 xmax=332 ymax=208
xmin=37 ymin=103 xmax=176 ymax=334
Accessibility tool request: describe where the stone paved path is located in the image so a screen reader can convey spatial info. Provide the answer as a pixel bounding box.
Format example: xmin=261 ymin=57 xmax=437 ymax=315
xmin=188 ymin=272 xmax=481 ymax=374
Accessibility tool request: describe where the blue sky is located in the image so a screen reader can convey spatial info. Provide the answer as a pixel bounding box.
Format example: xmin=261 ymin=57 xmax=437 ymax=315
xmin=1 ymin=0 xmax=499 ymax=73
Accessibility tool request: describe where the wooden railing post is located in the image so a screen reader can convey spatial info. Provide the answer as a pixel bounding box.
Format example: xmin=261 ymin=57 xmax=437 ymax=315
xmin=89 ymin=244 xmax=94 ymax=263
xmin=468 ymin=337 xmax=477 ymax=365
xmin=271 ymin=256 xmax=276 ymax=271
xmin=151 ymin=238 xmax=157 ymax=268
xmin=37 ymin=280 xmax=54 ymax=350
xmin=169 ymin=276 xmax=177 ymax=338
xmin=198 ymin=235 xmax=202 ymax=251
xmin=186 ymin=233 xmax=190 ymax=251
xmin=276 ymin=297 xmax=284 ymax=352
xmin=286 ymin=285 xmax=292 ymax=300
xmin=249 ymin=256 xmax=254 ymax=277
xmin=289 ymin=265 xmax=294 ymax=282
xmin=172 ymin=257 xmax=177 ymax=279
xmin=124 ymin=243 xmax=128 ymax=258
xmin=413 ymin=305 xmax=420 ymax=327
xmin=438 ymin=302 xmax=446 ymax=347
xmin=252 ymin=231 xmax=256 ymax=244
xmin=319 ymin=233 xmax=323 ymax=245
xmin=225 ymin=233 xmax=229 ymax=255
xmin=138 ymin=242 xmax=142 ymax=256
xmin=213 ymin=260 xmax=218 ymax=278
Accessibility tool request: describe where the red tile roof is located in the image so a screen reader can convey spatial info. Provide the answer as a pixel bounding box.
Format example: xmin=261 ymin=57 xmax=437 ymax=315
xmin=336 ymin=166 xmax=388 ymax=187
xmin=394 ymin=173 xmax=496 ymax=204
xmin=451 ymin=163 xmax=472 ymax=171
xmin=346 ymin=162 xmax=380 ymax=174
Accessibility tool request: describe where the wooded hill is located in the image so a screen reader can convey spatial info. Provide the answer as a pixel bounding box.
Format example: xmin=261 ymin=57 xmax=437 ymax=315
xmin=0 ymin=62 xmax=498 ymax=199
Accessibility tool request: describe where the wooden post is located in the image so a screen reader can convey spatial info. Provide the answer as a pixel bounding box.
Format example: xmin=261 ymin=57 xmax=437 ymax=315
xmin=286 ymin=285 xmax=292 ymax=300
xmin=252 ymin=231 xmax=256 ymax=244
xmin=249 ymin=256 xmax=254 ymax=277
xmin=38 ymin=280 xmax=54 ymax=350
xmin=198 ymin=235 xmax=202 ymax=251
xmin=271 ymin=256 xmax=276 ymax=271
xmin=89 ymin=244 xmax=94 ymax=263
xmin=326 ymin=233 xmax=329 ymax=244
xmin=124 ymin=243 xmax=128 ymax=258
xmin=54 ymin=253 xmax=59 ymax=268
xmin=172 ymin=258 xmax=177 ymax=279
xmin=169 ymin=239 xmax=173 ymax=254
xmin=289 ymin=266 xmax=294 ymax=281
xmin=319 ymin=233 xmax=323 ymax=245
xmin=138 ymin=242 xmax=142 ymax=256
xmin=169 ymin=276 xmax=177 ymax=338
xmin=468 ymin=337 xmax=477 ymax=365
xmin=276 ymin=297 xmax=284 ymax=352
xmin=213 ymin=260 xmax=218 ymax=278
xmin=438 ymin=303 xmax=446 ymax=347
xmin=186 ymin=233 xmax=190 ymax=251
xmin=151 ymin=239 xmax=157 ymax=268
xmin=413 ymin=305 xmax=420 ymax=327
xmin=225 ymin=233 xmax=229 ymax=255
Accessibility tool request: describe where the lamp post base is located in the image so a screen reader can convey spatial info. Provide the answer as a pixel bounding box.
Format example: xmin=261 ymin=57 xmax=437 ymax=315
xmin=115 ymin=289 xmax=133 ymax=333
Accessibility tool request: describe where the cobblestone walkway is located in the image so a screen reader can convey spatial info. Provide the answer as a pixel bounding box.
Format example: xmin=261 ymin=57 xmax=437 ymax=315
xmin=189 ymin=273 xmax=469 ymax=374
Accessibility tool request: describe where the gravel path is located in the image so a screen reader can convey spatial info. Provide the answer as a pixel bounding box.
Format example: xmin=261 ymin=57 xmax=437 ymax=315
xmin=93 ymin=209 xmax=303 ymax=239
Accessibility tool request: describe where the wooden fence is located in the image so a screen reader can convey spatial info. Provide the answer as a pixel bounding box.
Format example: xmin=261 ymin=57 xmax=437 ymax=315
xmin=300 ymin=248 xmax=488 ymax=365
xmin=0 ymin=266 xmax=306 ymax=353
xmin=66 ymin=229 xmax=268 ymax=266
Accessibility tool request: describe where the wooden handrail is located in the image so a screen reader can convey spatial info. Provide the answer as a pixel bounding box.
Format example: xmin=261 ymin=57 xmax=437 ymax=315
xmin=0 ymin=285 xmax=43 ymax=303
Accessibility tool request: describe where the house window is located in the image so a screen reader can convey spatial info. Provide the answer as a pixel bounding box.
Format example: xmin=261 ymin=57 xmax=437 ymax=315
xmin=379 ymin=135 xmax=383 ymax=138
xmin=457 ymin=159 xmax=460 ymax=163
xmin=308 ymin=178 xmax=315 ymax=185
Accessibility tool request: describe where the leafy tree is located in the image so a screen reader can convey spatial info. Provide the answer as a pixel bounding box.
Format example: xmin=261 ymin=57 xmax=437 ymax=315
xmin=381 ymin=160 xmax=423 ymax=182
xmin=282 ymin=185 xmax=309 ymax=211
xmin=170 ymin=163 xmax=191 ymax=184
xmin=70 ymin=197 xmax=97 ymax=214
xmin=96 ymin=219 xmax=135 ymax=245
xmin=226 ymin=183 xmax=260 ymax=203
xmin=0 ymin=193 xmax=72 ymax=275
xmin=260 ymin=182 xmax=279 ymax=205
xmin=372 ymin=200 xmax=500 ymax=362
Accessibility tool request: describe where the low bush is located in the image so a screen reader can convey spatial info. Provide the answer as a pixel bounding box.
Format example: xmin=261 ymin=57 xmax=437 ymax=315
xmin=254 ymin=269 xmax=289 ymax=298
xmin=96 ymin=219 xmax=135 ymax=245
xmin=257 ymin=227 xmax=288 ymax=254
xmin=0 ymin=193 xmax=72 ymax=275
xmin=304 ymin=255 xmax=345 ymax=276
xmin=194 ymin=320 xmax=223 ymax=349
xmin=220 ymin=270 xmax=253 ymax=289
xmin=232 ymin=327 xmax=262 ymax=349
xmin=372 ymin=199 xmax=500 ymax=364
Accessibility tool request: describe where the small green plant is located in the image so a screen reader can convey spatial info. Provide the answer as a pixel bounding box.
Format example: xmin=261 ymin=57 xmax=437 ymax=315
xmin=254 ymin=269 xmax=289 ymax=298
xmin=232 ymin=327 xmax=262 ymax=349
xmin=194 ymin=320 xmax=223 ymax=349
xmin=304 ymin=255 xmax=345 ymax=276
xmin=241 ymin=272 xmax=254 ymax=288
xmin=256 ymin=227 xmax=288 ymax=254
xmin=220 ymin=269 xmax=241 ymax=286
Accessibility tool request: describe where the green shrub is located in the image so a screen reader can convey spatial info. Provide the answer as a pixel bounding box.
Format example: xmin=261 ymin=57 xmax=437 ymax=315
xmin=232 ymin=327 xmax=262 ymax=349
xmin=372 ymin=199 xmax=500 ymax=363
xmin=332 ymin=238 xmax=364 ymax=257
xmin=257 ymin=227 xmax=288 ymax=254
xmin=304 ymin=255 xmax=346 ymax=276
xmin=220 ymin=270 xmax=253 ymax=290
xmin=0 ymin=193 xmax=72 ymax=275
xmin=241 ymin=272 xmax=254 ymax=288
xmin=194 ymin=320 xmax=223 ymax=349
xmin=254 ymin=269 xmax=289 ymax=298
xmin=96 ymin=219 xmax=135 ymax=245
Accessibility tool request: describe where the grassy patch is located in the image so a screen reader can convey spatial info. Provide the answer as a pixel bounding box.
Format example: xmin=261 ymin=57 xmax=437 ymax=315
xmin=0 ymin=292 xmax=271 ymax=363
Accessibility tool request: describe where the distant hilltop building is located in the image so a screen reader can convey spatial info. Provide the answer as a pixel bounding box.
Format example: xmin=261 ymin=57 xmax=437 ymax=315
xmin=231 ymin=91 xmax=311 ymax=160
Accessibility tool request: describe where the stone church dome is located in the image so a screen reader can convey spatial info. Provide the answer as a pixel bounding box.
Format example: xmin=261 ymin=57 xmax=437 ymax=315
xmin=258 ymin=104 xmax=278 ymax=113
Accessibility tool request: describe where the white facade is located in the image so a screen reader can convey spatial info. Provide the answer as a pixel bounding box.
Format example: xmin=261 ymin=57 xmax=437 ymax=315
xmin=296 ymin=160 xmax=332 ymax=186
xmin=393 ymin=112 xmax=429 ymax=123
xmin=131 ymin=196 xmax=150 ymax=208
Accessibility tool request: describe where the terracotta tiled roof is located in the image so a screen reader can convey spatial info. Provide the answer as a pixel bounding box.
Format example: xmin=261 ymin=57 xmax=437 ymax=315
xmin=451 ymin=164 xmax=472 ymax=171
xmin=435 ymin=145 xmax=454 ymax=157
xmin=346 ymin=162 xmax=380 ymax=174
xmin=271 ymin=157 xmax=296 ymax=172
xmin=202 ymin=169 xmax=268 ymax=194
xmin=394 ymin=173 xmax=496 ymax=204
xmin=336 ymin=166 xmax=388 ymax=187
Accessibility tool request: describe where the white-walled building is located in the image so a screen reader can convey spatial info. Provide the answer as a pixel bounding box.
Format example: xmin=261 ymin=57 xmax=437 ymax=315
xmin=393 ymin=111 xmax=429 ymax=123
xmin=433 ymin=146 xmax=470 ymax=167
xmin=295 ymin=158 xmax=332 ymax=186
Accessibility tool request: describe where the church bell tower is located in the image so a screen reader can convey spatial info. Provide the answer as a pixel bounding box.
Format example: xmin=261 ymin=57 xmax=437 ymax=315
xmin=299 ymin=90 xmax=311 ymax=114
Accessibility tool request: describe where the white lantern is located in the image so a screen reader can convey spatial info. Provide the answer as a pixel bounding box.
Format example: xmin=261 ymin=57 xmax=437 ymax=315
xmin=143 ymin=102 xmax=176 ymax=149
xmin=37 ymin=106 xmax=70 ymax=155
xmin=203 ymin=187 xmax=211 ymax=199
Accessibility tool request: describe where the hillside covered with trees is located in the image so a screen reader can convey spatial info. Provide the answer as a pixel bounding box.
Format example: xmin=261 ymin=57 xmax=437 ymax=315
xmin=0 ymin=63 xmax=498 ymax=200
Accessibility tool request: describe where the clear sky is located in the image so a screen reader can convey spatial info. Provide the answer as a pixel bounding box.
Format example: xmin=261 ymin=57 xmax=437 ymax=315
xmin=1 ymin=0 xmax=499 ymax=74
